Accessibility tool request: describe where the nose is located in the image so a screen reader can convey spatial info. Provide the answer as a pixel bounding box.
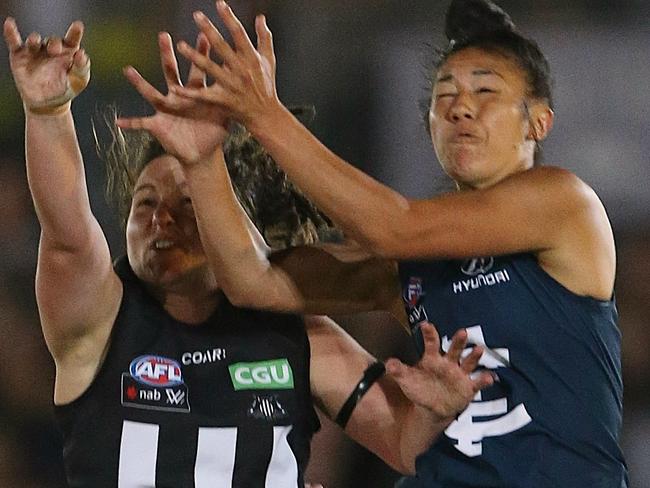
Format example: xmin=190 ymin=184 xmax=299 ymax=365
xmin=447 ymin=92 xmax=476 ymax=122
xmin=152 ymin=203 xmax=175 ymax=228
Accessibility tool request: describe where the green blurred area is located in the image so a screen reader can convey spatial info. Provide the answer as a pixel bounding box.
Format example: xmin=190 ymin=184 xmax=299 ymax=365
xmin=0 ymin=15 xmax=162 ymax=158
xmin=83 ymin=17 xmax=159 ymax=87
xmin=0 ymin=78 xmax=22 ymax=140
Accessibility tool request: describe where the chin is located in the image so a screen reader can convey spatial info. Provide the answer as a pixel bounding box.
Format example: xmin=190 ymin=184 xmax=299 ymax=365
xmin=443 ymin=150 xmax=490 ymax=186
xmin=137 ymin=254 xmax=209 ymax=287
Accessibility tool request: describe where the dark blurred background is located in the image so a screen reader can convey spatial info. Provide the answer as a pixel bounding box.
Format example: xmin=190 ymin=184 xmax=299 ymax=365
xmin=0 ymin=1 xmax=648 ymax=486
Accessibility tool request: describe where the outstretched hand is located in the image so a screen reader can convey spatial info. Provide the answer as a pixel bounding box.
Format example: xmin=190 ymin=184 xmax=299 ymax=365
xmin=116 ymin=32 xmax=228 ymax=165
xmin=169 ymin=1 xmax=280 ymax=128
xmin=386 ymin=323 xmax=493 ymax=422
xmin=3 ymin=17 xmax=90 ymax=115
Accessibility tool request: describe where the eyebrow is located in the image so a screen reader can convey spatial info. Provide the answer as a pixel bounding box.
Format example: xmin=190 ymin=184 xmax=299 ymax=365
xmin=133 ymin=183 xmax=155 ymax=195
xmin=436 ymin=69 xmax=505 ymax=83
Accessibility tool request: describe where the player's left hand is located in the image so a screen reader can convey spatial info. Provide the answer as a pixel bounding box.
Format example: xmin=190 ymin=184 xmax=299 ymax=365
xmin=117 ymin=32 xmax=228 ymax=165
xmin=385 ymin=322 xmax=494 ymax=422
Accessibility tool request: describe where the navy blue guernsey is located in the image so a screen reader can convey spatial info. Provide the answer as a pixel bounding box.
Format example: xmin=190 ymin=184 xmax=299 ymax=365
xmin=398 ymin=253 xmax=628 ymax=487
xmin=55 ymin=257 xmax=319 ymax=488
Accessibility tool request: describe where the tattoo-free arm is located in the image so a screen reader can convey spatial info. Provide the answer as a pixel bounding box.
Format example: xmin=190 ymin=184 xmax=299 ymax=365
xmin=308 ymin=316 xmax=492 ymax=474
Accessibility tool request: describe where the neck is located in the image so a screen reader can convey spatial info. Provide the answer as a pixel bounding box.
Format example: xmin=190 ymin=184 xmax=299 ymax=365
xmin=458 ymin=155 xmax=534 ymax=191
xmin=159 ymin=289 xmax=222 ymax=324
xmin=147 ymin=268 xmax=221 ymax=324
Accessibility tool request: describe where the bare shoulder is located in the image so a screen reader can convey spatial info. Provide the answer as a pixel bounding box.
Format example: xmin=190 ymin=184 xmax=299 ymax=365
xmin=498 ymin=166 xmax=608 ymax=230
xmin=525 ymin=166 xmax=611 ymax=228
xmin=527 ymin=166 xmax=616 ymax=299
xmin=516 ymin=166 xmax=600 ymax=206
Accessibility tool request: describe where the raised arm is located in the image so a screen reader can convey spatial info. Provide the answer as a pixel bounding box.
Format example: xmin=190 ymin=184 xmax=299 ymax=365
xmin=3 ymin=18 xmax=121 ymax=402
xmin=307 ymin=316 xmax=492 ymax=474
xmin=117 ymin=32 xmax=405 ymax=319
xmin=174 ymin=3 xmax=615 ymax=300
xmin=183 ymin=151 xmax=403 ymax=316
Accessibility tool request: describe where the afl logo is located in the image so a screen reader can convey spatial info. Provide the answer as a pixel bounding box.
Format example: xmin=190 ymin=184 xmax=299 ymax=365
xmin=129 ymin=355 xmax=183 ymax=387
xmin=461 ymin=257 xmax=494 ymax=276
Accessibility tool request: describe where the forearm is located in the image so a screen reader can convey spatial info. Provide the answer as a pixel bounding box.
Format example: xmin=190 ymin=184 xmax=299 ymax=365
xmin=340 ymin=374 xmax=452 ymax=475
xmin=184 ymin=150 xmax=302 ymax=310
xmin=25 ymin=108 xmax=96 ymax=250
xmin=247 ymin=104 xmax=411 ymax=255
xmin=395 ymin=404 xmax=452 ymax=474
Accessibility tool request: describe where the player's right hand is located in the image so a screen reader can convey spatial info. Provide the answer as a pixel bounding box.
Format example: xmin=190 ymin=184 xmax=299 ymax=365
xmin=3 ymin=18 xmax=90 ymax=115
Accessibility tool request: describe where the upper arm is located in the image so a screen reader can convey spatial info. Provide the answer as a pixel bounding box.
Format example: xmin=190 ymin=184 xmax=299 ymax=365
xmin=36 ymin=219 xmax=122 ymax=362
xmin=369 ymin=167 xmax=614 ymax=297
xmin=374 ymin=167 xmax=580 ymax=259
xmin=307 ymin=315 xmax=410 ymax=472
xmin=376 ymin=167 xmax=610 ymax=259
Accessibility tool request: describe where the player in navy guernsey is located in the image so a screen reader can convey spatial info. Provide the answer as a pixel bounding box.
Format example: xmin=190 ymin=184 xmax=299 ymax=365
xmin=4 ymin=14 xmax=494 ymax=488
xmin=154 ymin=0 xmax=629 ymax=486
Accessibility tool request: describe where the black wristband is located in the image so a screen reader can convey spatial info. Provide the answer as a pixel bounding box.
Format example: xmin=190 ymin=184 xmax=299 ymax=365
xmin=335 ymin=361 xmax=386 ymax=429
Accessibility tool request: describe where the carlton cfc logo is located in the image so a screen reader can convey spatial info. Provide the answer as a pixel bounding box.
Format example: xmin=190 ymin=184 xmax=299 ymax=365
xmin=129 ymin=355 xmax=183 ymax=387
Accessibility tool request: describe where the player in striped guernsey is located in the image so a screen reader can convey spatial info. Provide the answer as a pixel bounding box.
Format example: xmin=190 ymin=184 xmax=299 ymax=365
xmin=3 ymin=16 xmax=493 ymax=488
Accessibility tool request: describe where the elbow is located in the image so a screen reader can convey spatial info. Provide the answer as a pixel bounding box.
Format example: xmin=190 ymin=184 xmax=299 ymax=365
xmin=374 ymin=447 xmax=415 ymax=476
xmin=382 ymin=450 xmax=416 ymax=476
xmin=399 ymin=460 xmax=417 ymax=477
xmin=394 ymin=440 xmax=420 ymax=476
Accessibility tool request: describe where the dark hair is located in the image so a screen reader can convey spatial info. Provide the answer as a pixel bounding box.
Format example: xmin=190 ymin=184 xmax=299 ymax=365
xmin=440 ymin=0 xmax=553 ymax=107
xmin=424 ymin=0 xmax=553 ymax=164
xmin=95 ymin=107 xmax=338 ymax=249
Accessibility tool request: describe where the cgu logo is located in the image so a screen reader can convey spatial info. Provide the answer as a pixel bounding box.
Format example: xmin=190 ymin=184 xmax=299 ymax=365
xmin=129 ymin=355 xmax=183 ymax=387
xmin=229 ymin=359 xmax=294 ymax=391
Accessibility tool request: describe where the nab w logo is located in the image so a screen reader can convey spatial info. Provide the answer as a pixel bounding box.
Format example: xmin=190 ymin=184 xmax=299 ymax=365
xmin=442 ymin=325 xmax=532 ymax=457
xmin=407 ymin=304 xmax=429 ymax=327
xmin=165 ymin=389 xmax=186 ymax=405
xmin=229 ymin=359 xmax=294 ymax=391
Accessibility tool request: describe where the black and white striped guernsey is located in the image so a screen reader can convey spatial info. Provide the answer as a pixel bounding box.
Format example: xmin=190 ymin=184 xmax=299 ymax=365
xmin=55 ymin=257 xmax=319 ymax=488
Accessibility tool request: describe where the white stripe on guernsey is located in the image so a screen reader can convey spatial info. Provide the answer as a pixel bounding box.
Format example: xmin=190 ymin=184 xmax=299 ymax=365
xmin=194 ymin=427 xmax=238 ymax=488
xmin=265 ymin=426 xmax=298 ymax=488
xmin=118 ymin=420 xmax=159 ymax=488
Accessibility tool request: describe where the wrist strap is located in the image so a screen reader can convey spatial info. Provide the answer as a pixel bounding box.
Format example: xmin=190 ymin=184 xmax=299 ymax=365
xmin=335 ymin=361 xmax=385 ymax=429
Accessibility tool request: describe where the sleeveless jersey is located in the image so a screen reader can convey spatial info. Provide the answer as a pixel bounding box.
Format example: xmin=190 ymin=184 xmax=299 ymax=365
xmin=398 ymin=253 xmax=628 ymax=487
xmin=55 ymin=257 xmax=319 ymax=488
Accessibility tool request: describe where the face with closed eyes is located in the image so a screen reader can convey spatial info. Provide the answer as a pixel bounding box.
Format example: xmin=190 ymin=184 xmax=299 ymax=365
xmin=429 ymin=47 xmax=551 ymax=190
xmin=126 ymin=155 xmax=208 ymax=287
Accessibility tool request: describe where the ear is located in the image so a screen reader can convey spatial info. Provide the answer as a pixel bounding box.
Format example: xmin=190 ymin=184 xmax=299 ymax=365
xmin=527 ymin=103 xmax=554 ymax=142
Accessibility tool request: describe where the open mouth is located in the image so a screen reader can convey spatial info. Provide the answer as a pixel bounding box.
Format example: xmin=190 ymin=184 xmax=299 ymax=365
xmin=153 ymin=240 xmax=175 ymax=250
